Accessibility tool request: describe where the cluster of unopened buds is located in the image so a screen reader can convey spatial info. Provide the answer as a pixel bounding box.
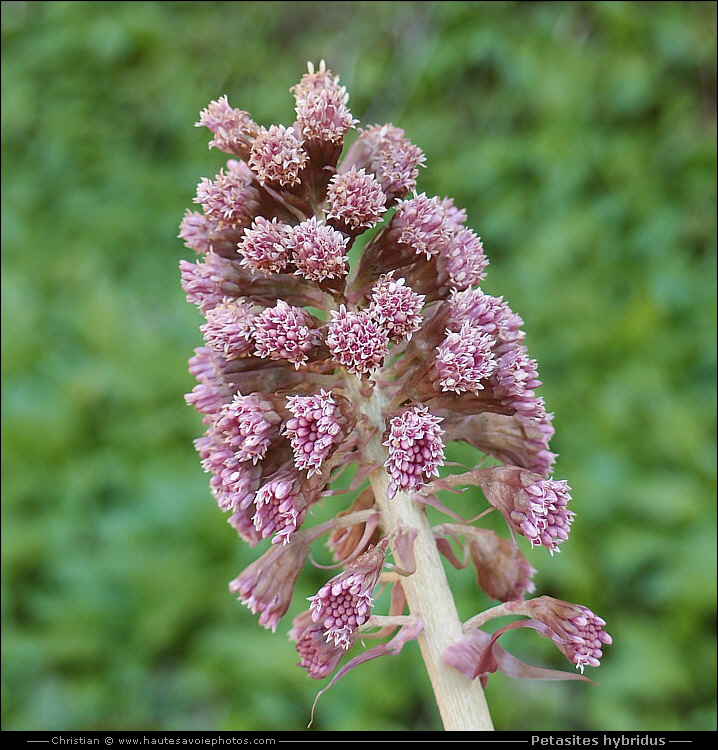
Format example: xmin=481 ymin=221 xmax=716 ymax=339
xmin=179 ymin=61 xmax=610 ymax=722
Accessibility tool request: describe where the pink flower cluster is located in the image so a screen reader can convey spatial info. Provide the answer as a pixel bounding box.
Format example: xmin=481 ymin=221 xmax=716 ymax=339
xmin=476 ymin=466 xmax=574 ymax=554
xmin=284 ymin=390 xmax=351 ymax=477
xmin=179 ymin=62 xmax=609 ymax=687
xmin=505 ymin=597 xmax=613 ymax=672
xmin=308 ymin=544 xmax=386 ymax=648
xmin=383 ymin=405 xmax=445 ymax=499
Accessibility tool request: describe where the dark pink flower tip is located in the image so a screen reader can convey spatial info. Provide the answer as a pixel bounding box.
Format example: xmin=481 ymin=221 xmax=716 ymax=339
xmin=391 ymin=193 xmax=452 ymax=258
xmin=214 ymin=393 xmax=283 ymax=464
xmin=229 ymin=540 xmax=309 ymax=632
xmin=326 ymin=167 xmax=387 ymax=230
xmin=326 ymin=305 xmax=389 ymax=377
xmin=368 ymin=274 xmax=425 ymax=343
xmin=251 ymin=300 xmax=318 ymax=368
xmin=200 ymin=299 xmax=255 ymax=360
xmin=353 ymin=123 xmax=426 ymax=199
xmin=443 ymin=226 xmax=489 ymax=289
xmin=448 ymin=288 xmax=525 ymax=355
xmin=435 ymin=322 xmax=498 ymax=394
xmin=182 ymin=251 xmax=260 ymax=314
xmin=510 ymin=597 xmax=612 ymax=671
xmin=284 ymin=389 xmax=351 ymax=476
xmin=479 ymin=466 xmax=574 ymax=554
xmin=194 ymin=162 xmax=258 ymax=227
xmin=290 ymin=610 xmax=353 ymax=679
xmin=252 ymin=469 xmax=309 ymax=545
xmin=308 ymin=543 xmax=387 ymax=648
xmin=195 ymin=95 xmax=259 ymax=155
xmin=296 ymin=86 xmax=357 ymax=144
xmin=237 ymin=217 xmax=292 ymax=275
xmin=383 ymin=405 xmax=445 ymax=499
xmin=248 ymin=124 xmax=308 ymax=186
xmin=444 ymin=410 xmax=557 ymax=479
xmin=289 ymin=217 xmax=349 ymax=283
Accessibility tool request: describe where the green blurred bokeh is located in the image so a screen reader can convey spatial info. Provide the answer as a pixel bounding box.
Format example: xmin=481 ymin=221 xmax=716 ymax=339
xmin=2 ymin=0 xmax=716 ymax=733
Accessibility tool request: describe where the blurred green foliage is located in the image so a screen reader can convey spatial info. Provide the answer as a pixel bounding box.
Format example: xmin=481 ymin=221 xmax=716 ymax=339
xmin=2 ymin=0 xmax=715 ymax=733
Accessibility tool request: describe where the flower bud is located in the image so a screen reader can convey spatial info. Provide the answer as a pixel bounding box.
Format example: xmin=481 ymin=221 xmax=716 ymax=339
xmin=230 ymin=538 xmax=310 ymax=631
xmin=383 ymin=405 xmax=445 ymax=499
xmin=477 ymin=466 xmax=574 ymax=554
xmin=309 ymin=541 xmax=387 ymax=647
xmin=284 ymin=389 xmax=355 ymax=476
xmin=248 ymin=124 xmax=308 ymax=187
xmin=506 ymin=596 xmax=612 ymax=672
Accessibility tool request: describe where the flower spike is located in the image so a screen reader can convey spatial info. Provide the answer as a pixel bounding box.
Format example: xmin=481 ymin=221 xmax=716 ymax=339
xmin=180 ymin=63 xmax=609 ymax=728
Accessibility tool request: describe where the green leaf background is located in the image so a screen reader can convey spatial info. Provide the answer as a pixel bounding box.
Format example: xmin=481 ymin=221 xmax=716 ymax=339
xmin=2 ymin=0 xmax=715 ymax=732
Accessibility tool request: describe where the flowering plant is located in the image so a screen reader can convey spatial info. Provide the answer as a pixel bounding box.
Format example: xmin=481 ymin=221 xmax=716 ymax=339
xmin=179 ymin=62 xmax=610 ymax=730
